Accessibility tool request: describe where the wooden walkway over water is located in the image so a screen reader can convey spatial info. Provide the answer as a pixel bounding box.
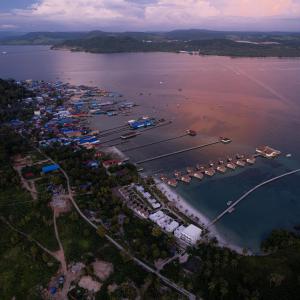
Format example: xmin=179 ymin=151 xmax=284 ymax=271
xmin=207 ymin=168 xmax=300 ymax=228
xmin=136 ymin=140 xmax=220 ymax=164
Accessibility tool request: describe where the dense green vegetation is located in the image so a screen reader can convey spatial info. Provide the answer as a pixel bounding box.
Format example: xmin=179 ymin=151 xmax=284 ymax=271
xmin=161 ymin=229 xmax=300 ymax=300
xmin=0 ymin=79 xmax=34 ymax=122
xmin=2 ymin=29 xmax=300 ymax=57
xmin=0 ymin=128 xmax=59 ymax=299
xmin=55 ymin=36 xmax=300 ymax=57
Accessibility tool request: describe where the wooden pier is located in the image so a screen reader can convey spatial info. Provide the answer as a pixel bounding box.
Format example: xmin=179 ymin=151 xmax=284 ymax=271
xmin=123 ymin=133 xmax=188 ymax=152
xmin=136 ymin=140 xmax=220 ymax=164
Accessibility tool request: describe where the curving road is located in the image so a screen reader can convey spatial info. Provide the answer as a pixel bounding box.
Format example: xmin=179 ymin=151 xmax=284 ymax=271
xmin=36 ymin=148 xmax=196 ymax=300
xmin=207 ymin=168 xmax=300 ymax=227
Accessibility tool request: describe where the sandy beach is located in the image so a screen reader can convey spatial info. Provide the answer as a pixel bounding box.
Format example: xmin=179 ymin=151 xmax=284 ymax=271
xmin=155 ymin=180 xmax=244 ymax=254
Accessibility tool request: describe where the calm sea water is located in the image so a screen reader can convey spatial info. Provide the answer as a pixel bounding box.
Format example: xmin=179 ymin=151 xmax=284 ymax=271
xmin=1 ymin=45 xmax=300 ymax=252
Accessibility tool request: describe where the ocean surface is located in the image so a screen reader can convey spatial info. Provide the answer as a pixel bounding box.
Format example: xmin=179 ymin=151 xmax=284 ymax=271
xmin=1 ymin=45 xmax=300 ymax=252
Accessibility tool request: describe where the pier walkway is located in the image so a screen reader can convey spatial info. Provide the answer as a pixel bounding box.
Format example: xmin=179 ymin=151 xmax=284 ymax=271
xmin=123 ymin=134 xmax=188 ymax=152
xmin=136 ymin=140 xmax=220 ymax=164
xmin=207 ymin=168 xmax=300 ymax=227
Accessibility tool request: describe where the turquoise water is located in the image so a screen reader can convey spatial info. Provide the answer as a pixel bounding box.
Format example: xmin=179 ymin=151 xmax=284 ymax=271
xmin=1 ymin=46 xmax=300 ymax=252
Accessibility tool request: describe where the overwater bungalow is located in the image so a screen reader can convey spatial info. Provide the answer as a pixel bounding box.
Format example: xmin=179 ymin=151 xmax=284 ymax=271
xmin=205 ymin=168 xmax=216 ymax=177
xmin=192 ymin=171 xmax=204 ymax=180
xmin=216 ymin=165 xmax=227 ymax=173
xmin=236 ymin=159 xmax=246 ymax=167
xmin=246 ymin=157 xmax=256 ymax=165
xmin=180 ymin=175 xmax=191 ymax=183
xmin=227 ymin=162 xmax=237 ymax=170
xmin=167 ymin=179 xmax=178 ymax=188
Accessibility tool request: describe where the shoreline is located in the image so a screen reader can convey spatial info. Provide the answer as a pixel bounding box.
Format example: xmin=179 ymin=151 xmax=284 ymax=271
xmin=155 ymin=179 xmax=244 ymax=254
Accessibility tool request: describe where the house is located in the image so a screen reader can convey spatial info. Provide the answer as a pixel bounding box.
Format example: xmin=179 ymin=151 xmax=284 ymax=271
xmin=102 ymin=160 xmax=121 ymax=169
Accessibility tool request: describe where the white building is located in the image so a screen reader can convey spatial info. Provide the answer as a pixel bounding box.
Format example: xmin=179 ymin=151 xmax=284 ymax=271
xmin=174 ymin=225 xmax=186 ymax=238
xmin=180 ymin=224 xmax=202 ymax=245
xmin=149 ymin=211 xmax=165 ymax=223
xmin=165 ymin=220 xmax=179 ymax=233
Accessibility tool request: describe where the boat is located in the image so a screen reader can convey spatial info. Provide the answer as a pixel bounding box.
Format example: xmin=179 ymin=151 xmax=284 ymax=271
xmin=220 ymin=137 xmax=232 ymax=144
xmin=121 ymin=132 xmax=139 ymax=139
xmin=186 ymin=129 xmax=197 ymax=136
xmin=286 ymin=153 xmax=292 ymax=158
xmin=227 ymin=201 xmax=233 ymax=206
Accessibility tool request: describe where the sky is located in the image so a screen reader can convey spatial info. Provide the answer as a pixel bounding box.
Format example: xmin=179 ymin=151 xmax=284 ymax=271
xmin=0 ymin=0 xmax=300 ymax=32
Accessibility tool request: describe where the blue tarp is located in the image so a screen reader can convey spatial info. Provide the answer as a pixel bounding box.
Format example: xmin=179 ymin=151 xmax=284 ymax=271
xmin=42 ymin=164 xmax=60 ymax=174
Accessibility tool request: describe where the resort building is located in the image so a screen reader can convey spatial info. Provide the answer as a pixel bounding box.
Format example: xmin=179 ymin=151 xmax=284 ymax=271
xmin=256 ymin=146 xmax=281 ymax=158
xmin=180 ymin=224 xmax=202 ymax=245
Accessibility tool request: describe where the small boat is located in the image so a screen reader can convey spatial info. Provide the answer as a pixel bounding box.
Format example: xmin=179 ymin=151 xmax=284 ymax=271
xmin=228 ymin=207 xmax=235 ymax=213
xmin=227 ymin=201 xmax=232 ymax=206
xmin=186 ymin=129 xmax=197 ymax=136
xmin=286 ymin=153 xmax=292 ymax=158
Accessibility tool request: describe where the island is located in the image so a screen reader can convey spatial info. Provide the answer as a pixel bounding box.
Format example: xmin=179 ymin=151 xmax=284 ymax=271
xmin=1 ymin=29 xmax=300 ymax=57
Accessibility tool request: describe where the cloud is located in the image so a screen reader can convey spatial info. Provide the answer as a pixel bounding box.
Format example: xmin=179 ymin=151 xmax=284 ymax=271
xmin=0 ymin=24 xmax=18 ymax=29
xmin=145 ymin=0 xmax=219 ymax=26
xmin=1 ymin=0 xmax=300 ymax=31
xmin=223 ymin=0 xmax=300 ymax=18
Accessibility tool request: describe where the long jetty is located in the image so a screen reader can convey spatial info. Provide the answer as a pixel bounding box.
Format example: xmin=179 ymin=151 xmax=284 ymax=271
xmin=123 ymin=134 xmax=188 ymax=152
xmin=136 ymin=140 xmax=220 ymax=164
xmin=207 ymin=168 xmax=300 ymax=228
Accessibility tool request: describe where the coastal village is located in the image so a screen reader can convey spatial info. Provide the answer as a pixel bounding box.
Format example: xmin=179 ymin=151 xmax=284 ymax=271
xmin=3 ymin=79 xmax=285 ymax=299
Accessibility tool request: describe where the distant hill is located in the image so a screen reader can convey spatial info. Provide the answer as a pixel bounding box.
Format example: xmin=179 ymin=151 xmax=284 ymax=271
xmin=0 ymin=32 xmax=89 ymax=45
xmin=1 ymin=29 xmax=300 ymax=57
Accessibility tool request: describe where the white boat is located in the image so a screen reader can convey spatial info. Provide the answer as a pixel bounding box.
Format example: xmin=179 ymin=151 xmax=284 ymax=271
xmin=286 ymin=153 xmax=292 ymax=158
xmin=227 ymin=201 xmax=232 ymax=206
xmin=228 ymin=207 xmax=235 ymax=213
